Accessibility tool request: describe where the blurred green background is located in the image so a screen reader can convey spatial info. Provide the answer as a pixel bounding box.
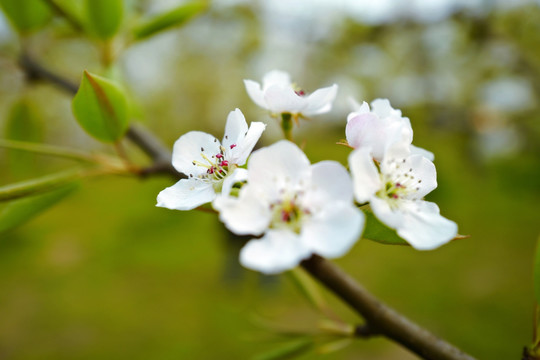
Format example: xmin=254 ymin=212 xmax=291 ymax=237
xmin=1 ymin=0 xmax=540 ymax=359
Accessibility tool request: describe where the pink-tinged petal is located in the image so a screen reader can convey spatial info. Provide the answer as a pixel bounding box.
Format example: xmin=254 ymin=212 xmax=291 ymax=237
xmin=348 ymin=148 xmax=382 ymax=203
xmin=262 ymin=70 xmax=291 ymax=90
xmin=215 ymin=190 xmax=271 ymax=236
xmin=371 ymin=98 xmax=402 ymax=118
xmin=301 ymin=203 xmax=364 ymax=258
xmin=156 ymin=178 xmax=216 ymax=210
xmin=345 ymin=113 xmax=379 ymax=148
xmin=369 ymin=196 xmax=406 ymax=230
xmin=244 ymin=79 xmax=267 ymax=109
xmin=218 ymin=168 xmax=248 ymax=198
xmin=396 ymin=201 xmax=458 ymax=250
xmin=232 ymin=121 xmax=266 ymax=166
xmin=303 ymin=84 xmax=338 ymax=116
xmin=304 ymin=161 xmax=354 ymax=209
xmin=264 ymin=85 xmax=304 ymax=114
xmin=247 ymin=141 xmax=311 ymax=201
xmin=410 ymin=144 xmax=435 ymax=161
xmin=172 ymin=131 xmax=221 ymax=176
xmin=240 ymin=229 xmax=311 ymax=274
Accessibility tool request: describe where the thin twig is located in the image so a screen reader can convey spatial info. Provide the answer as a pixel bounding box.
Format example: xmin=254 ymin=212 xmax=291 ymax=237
xmin=301 ymin=255 xmax=476 ymax=360
xmin=18 ymin=53 xmax=183 ymax=180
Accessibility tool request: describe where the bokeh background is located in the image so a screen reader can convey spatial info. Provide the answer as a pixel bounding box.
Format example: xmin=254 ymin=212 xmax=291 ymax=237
xmin=1 ymin=0 xmax=540 ymax=359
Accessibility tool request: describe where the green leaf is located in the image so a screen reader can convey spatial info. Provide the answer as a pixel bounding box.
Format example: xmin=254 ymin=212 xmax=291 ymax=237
xmin=0 ymin=183 xmax=78 ymax=234
xmin=362 ymin=209 xmax=409 ymax=246
xmin=0 ymin=168 xmax=84 ymax=202
xmin=84 ymin=0 xmax=123 ymax=39
xmin=133 ymin=1 xmax=207 ymax=40
xmin=4 ymin=99 xmax=43 ymax=176
xmin=0 ymin=0 xmax=52 ymax=34
xmin=252 ymin=338 xmax=313 ymax=360
xmin=533 ymin=236 xmax=540 ymax=305
xmin=72 ymin=70 xmax=129 ymax=143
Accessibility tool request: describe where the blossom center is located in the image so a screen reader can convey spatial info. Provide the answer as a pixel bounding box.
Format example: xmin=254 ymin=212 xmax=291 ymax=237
xmin=376 ymin=158 xmax=422 ymax=208
xmin=269 ymin=194 xmax=308 ymax=233
xmin=190 ymin=145 xmax=238 ymax=185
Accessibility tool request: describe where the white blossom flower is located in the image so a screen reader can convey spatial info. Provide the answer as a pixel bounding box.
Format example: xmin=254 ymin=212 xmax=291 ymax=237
xmin=348 ymin=143 xmax=457 ymax=250
xmin=244 ymin=70 xmax=338 ymax=119
xmin=346 ymin=98 xmax=434 ymax=161
xmin=214 ymin=140 xmax=364 ymax=274
xmin=156 ymin=109 xmax=265 ymax=211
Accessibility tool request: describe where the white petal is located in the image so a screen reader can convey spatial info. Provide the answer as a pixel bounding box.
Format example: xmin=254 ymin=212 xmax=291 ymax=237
xmin=348 ymin=148 xmax=382 ymax=203
xmin=240 ymin=229 xmax=311 ymax=274
xmin=396 ymin=201 xmax=458 ymax=250
xmin=371 ymin=98 xmax=402 ymax=118
xmin=156 ymin=178 xmax=216 ymax=210
xmin=369 ymin=196 xmax=406 ymax=230
xmin=302 ymin=203 xmax=364 ymax=258
xmin=303 ymin=84 xmax=338 ymax=116
xmin=215 ymin=189 xmax=271 ymax=236
xmin=223 ymin=108 xmax=248 ymax=151
xmin=405 ymin=154 xmax=437 ymax=198
xmin=348 ymin=98 xmax=369 ymax=114
xmin=172 ymin=131 xmax=221 ymax=176
xmin=304 ymin=161 xmax=354 ymax=209
xmin=264 ymin=85 xmax=305 ymax=114
xmin=232 ymin=121 xmax=266 ymax=166
xmin=410 ymin=144 xmax=435 ymax=161
xmin=218 ymin=168 xmax=248 ymax=198
xmin=262 ymin=70 xmax=291 ymax=90
xmin=247 ymin=140 xmax=311 ymax=200
xmin=244 ymin=79 xmax=267 ymax=109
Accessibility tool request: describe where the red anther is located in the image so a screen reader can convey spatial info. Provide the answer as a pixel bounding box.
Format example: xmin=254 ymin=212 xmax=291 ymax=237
xmin=207 ymin=167 xmax=215 ymax=174
xmin=392 ymin=194 xmax=399 ymax=199
xmin=230 ymin=144 xmax=237 ymax=149
xmin=295 ymin=90 xmax=306 ymax=96
xmin=220 ymin=170 xmax=224 ymax=174
xmin=396 ymin=183 xmax=403 ymax=188
xmin=216 ymin=153 xmax=223 ymax=159
xmin=220 ymin=160 xmax=229 ymax=167
xmin=281 ymin=210 xmax=290 ymax=222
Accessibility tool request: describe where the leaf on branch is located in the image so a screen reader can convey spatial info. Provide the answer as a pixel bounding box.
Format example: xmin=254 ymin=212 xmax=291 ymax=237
xmin=0 ymin=168 xmax=85 ymax=202
xmin=84 ymin=0 xmax=123 ymax=39
xmin=0 ymin=183 xmax=78 ymax=234
xmin=362 ymin=209 xmax=409 ymax=246
xmin=72 ymin=70 xmax=129 ymax=143
xmin=0 ymin=0 xmax=52 ymax=34
xmin=252 ymin=338 xmax=314 ymax=360
xmin=132 ymin=1 xmax=207 ymax=41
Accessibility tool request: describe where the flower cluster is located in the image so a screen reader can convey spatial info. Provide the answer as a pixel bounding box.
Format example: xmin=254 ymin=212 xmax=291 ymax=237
xmin=157 ymin=70 xmax=458 ymax=274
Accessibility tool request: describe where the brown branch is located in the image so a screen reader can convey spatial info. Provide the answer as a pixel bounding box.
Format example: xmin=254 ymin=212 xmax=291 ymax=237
xmin=18 ymin=53 xmax=183 ymax=180
xmin=19 ymin=54 xmax=477 ymax=360
xmin=301 ymin=255 xmax=476 ymax=360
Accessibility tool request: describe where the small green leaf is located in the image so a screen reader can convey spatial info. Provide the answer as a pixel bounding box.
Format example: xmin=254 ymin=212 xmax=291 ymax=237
xmin=533 ymin=236 xmax=540 ymax=306
xmin=0 ymin=168 xmax=84 ymax=202
xmin=72 ymin=70 xmax=129 ymax=143
xmin=84 ymin=0 xmax=123 ymax=39
xmin=0 ymin=183 xmax=78 ymax=234
xmin=0 ymin=0 xmax=52 ymax=34
xmin=288 ymin=268 xmax=327 ymax=313
xmin=362 ymin=209 xmax=409 ymax=246
xmin=252 ymin=338 xmax=313 ymax=360
xmin=133 ymin=1 xmax=207 ymax=40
